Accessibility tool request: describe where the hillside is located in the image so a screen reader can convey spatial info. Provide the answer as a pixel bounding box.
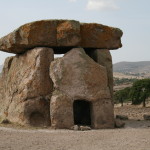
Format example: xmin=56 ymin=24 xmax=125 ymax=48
xmin=113 ymin=61 xmax=150 ymax=89
xmin=114 ymin=61 xmax=150 ymax=74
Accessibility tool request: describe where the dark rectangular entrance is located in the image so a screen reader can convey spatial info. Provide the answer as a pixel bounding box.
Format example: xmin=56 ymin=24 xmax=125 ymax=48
xmin=73 ymin=100 xmax=91 ymax=126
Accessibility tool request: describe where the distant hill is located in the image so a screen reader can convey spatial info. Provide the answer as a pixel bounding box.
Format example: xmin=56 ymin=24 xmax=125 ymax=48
xmin=113 ymin=61 xmax=150 ymax=79
xmin=113 ymin=61 xmax=150 ymax=89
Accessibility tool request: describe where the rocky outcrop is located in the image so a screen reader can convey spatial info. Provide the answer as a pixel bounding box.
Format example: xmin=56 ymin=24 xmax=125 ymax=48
xmin=0 ymin=47 xmax=53 ymax=126
xmin=50 ymin=48 xmax=114 ymax=129
xmin=0 ymin=20 xmax=123 ymax=54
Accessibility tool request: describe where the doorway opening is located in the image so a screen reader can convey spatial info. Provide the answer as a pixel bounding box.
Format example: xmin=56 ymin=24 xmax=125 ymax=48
xmin=73 ymin=100 xmax=91 ymax=126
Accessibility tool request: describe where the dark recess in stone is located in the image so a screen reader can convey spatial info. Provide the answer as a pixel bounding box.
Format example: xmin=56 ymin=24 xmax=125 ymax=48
xmin=73 ymin=100 xmax=91 ymax=126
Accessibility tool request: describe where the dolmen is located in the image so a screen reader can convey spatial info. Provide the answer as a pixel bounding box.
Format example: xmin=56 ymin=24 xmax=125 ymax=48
xmin=0 ymin=20 xmax=123 ymax=129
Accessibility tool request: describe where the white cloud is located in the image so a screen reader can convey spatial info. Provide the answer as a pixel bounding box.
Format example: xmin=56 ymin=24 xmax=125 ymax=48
xmin=68 ymin=0 xmax=77 ymax=2
xmin=86 ymin=0 xmax=119 ymax=11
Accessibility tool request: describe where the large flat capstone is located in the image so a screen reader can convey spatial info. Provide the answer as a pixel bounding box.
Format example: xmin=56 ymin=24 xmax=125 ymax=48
xmin=0 ymin=20 xmax=123 ymax=54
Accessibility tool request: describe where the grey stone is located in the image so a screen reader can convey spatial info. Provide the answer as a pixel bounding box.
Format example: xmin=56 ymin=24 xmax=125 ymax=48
xmin=50 ymin=48 xmax=114 ymax=129
xmin=0 ymin=47 xmax=54 ymax=126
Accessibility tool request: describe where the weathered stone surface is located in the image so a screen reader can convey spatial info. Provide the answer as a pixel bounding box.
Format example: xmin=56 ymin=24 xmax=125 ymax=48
xmin=0 ymin=20 xmax=123 ymax=54
xmin=0 ymin=20 xmax=80 ymax=54
xmin=91 ymin=99 xmax=114 ymax=129
xmin=57 ymin=20 xmax=80 ymax=46
xmin=80 ymin=23 xmax=123 ymax=49
xmin=87 ymin=49 xmax=113 ymax=99
xmin=0 ymin=21 xmax=57 ymax=54
xmin=0 ymin=47 xmax=53 ymax=126
xmin=50 ymin=48 xmax=111 ymax=101
xmin=50 ymin=90 xmax=74 ymax=129
xmin=50 ymin=48 xmax=114 ymax=129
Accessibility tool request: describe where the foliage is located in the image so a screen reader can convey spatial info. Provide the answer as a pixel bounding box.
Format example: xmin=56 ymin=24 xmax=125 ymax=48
xmin=114 ymin=79 xmax=150 ymax=106
xmin=129 ymin=79 xmax=150 ymax=105
xmin=114 ymin=87 xmax=131 ymax=104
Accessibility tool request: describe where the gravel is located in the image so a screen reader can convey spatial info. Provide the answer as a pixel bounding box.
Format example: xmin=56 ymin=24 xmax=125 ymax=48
xmin=0 ymin=125 xmax=150 ymax=150
xmin=0 ymin=104 xmax=150 ymax=150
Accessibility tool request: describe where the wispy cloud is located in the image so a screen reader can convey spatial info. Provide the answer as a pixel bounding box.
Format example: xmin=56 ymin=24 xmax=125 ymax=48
xmin=68 ymin=0 xmax=77 ymax=2
xmin=86 ymin=0 xmax=119 ymax=11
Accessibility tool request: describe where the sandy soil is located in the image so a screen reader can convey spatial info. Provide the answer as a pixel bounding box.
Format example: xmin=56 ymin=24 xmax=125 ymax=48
xmin=0 ymin=104 xmax=150 ymax=150
xmin=0 ymin=126 xmax=150 ymax=150
xmin=114 ymin=103 xmax=150 ymax=120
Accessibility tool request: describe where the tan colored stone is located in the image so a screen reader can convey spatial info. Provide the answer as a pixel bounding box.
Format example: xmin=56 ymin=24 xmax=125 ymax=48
xmin=0 ymin=20 xmax=57 ymax=54
xmin=91 ymin=99 xmax=114 ymax=129
xmin=50 ymin=48 xmax=111 ymax=101
xmin=0 ymin=47 xmax=53 ymax=126
xmin=50 ymin=48 xmax=114 ymax=129
xmin=57 ymin=20 xmax=80 ymax=46
xmin=0 ymin=20 xmax=80 ymax=54
xmin=87 ymin=49 xmax=113 ymax=99
xmin=0 ymin=20 xmax=123 ymax=54
xmin=80 ymin=23 xmax=123 ymax=49
xmin=50 ymin=90 xmax=74 ymax=129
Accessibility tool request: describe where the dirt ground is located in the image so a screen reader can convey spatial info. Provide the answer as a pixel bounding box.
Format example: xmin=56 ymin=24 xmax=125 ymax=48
xmin=114 ymin=102 xmax=150 ymax=120
xmin=0 ymin=104 xmax=150 ymax=150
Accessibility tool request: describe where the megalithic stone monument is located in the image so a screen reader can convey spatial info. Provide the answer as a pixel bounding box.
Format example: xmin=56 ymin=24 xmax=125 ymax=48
xmin=0 ymin=20 xmax=123 ymax=128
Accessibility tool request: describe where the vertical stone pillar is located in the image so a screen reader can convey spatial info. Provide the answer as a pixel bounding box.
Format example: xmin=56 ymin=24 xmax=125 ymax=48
xmin=87 ymin=49 xmax=113 ymax=101
xmin=91 ymin=99 xmax=114 ymax=129
xmin=0 ymin=47 xmax=54 ymax=126
xmin=50 ymin=91 xmax=74 ymax=129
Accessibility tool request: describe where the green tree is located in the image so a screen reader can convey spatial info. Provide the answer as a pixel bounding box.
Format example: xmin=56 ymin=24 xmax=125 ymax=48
xmin=114 ymin=87 xmax=131 ymax=106
xmin=130 ymin=79 xmax=150 ymax=107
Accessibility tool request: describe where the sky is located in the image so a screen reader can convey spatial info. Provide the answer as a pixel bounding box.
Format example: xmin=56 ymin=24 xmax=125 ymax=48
xmin=0 ymin=0 xmax=150 ymax=65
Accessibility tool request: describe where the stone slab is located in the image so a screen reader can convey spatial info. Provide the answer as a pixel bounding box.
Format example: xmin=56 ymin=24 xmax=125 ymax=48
xmin=0 ymin=20 xmax=123 ymax=54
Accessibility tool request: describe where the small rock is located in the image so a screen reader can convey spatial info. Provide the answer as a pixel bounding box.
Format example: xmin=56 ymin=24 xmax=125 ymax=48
xmin=115 ymin=119 xmax=125 ymax=128
xmin=71 ymin=125 xmax=79 ymax=131
xmin=143 ymin=115 xmax=150 ymax=120
xmin=80 ymin=126 xmax=91 ymax=131
xmin=1 ymin=119 xmax=10 ymax=124
xmin=116 ymin=115 xmax=128 ymax=120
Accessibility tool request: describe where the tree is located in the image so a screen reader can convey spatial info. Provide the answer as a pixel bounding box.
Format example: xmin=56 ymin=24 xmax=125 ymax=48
xmin=114 ymin=87 xmax=131 ymax=106
xmin=130 ymin=79 xmax=150 ymax=107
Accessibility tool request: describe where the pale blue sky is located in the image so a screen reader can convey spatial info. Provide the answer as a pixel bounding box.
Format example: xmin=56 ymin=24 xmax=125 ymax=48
xmin=0 ymin=0 xmax=150 ymax=64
